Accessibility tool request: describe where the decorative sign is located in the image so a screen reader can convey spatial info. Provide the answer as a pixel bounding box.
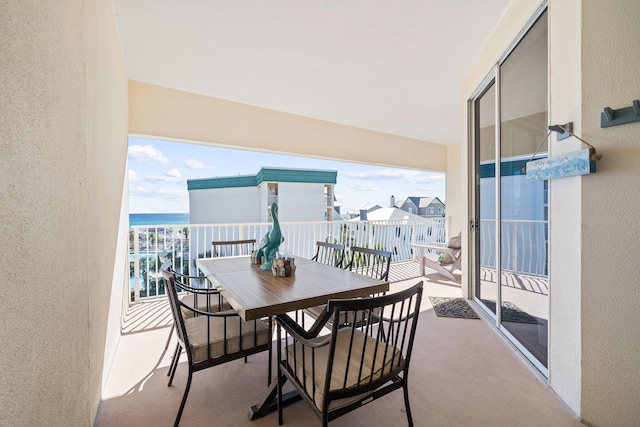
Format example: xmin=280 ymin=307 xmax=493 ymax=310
xmin=526 ymin=149 xmax=594 ymax=181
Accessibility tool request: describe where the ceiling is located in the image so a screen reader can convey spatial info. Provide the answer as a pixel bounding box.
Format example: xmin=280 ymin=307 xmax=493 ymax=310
xmin=113 ymin=1 xmax=510 ymax=145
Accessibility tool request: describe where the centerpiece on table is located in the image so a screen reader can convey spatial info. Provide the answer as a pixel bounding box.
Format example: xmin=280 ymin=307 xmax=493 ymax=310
xmin=272 ymin=253 xmax=296 ymax=277
xmin=255 ymin=202 xmax=288 ymax=273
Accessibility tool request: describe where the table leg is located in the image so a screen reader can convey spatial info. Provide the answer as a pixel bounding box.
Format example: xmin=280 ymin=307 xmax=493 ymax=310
xmin=249 ymin=374 xmax=301 ymax=420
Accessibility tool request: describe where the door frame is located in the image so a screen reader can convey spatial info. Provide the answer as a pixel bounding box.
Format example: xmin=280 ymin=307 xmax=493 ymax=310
xmin=466 ymin=2 xmax=549 ymax=377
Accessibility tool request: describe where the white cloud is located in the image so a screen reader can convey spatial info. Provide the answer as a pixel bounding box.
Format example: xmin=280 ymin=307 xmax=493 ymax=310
xmin=128 ymin=169 xmax=141 ymax=183
xmin=406 ymin=174 xmax=446 ymax=184
xmin=146 ymin=168 xmax=185 ymax=184
xmin=165 ymin=168 xmax=182 ymax=178
xmin=344 ymin=169 xmax=421 ymax=180
xmin=352 ymin=182 xmax=378 ymax=191
xmin=184 ymin=158 xmax=213 ymax=169
xmin=344 ymin=169 xmax=445 ymax=185
xmin=128 ymin=145 xmax=169 ymax=164
xmin=128 ymin=185 xmax=146 ymax=196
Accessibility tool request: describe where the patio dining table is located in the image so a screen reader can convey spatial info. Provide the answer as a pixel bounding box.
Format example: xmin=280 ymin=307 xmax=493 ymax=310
xmin=196 ymin=255 xmax=389 ymax=419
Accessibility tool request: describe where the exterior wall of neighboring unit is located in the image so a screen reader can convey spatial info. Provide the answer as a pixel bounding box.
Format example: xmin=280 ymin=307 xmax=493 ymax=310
xmin=188 ymin=168 xmax=336 ymax=224
xmin=272 ymin=182 xmax=328 ymax=222
xmin=189 ymin=187 xmax=260 ymax=224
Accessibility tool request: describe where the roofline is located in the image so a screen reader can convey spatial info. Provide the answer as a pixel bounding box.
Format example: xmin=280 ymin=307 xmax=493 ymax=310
xmin=187 ymin=167 xmax=337 ymax=190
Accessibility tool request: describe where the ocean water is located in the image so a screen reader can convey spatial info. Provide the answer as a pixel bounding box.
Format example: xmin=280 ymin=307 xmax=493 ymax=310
xmin=129 ymin=213 xmax=189 ymax=227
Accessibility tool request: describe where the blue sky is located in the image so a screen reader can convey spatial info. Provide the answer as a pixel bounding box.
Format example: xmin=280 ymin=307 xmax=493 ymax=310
xmin=128 ymin=137 xmax=445 ymax=214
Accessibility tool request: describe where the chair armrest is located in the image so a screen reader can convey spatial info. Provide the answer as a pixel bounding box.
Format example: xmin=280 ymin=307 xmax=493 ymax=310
xmin=177 ymin=300 xmax=237 ymax=318
xmin=173 ymin=270 xmax=209 ymax=281
xmin=172 ymin=278 xmax=222 ymax=295
xmin=276 ymin=313 xmax=332 ymax=347
xmin=420 ymin=244 xmax=458 ymax=253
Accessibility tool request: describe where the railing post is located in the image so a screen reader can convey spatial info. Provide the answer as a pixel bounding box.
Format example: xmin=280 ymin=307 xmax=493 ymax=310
xmin=133 ymin=227 xmax=140 ymax=303
xmin=512 ymin=221 xmax=517 ymax=274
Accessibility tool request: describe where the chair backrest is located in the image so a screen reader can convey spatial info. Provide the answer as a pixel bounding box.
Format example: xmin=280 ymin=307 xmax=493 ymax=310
xmin=446 ymin=232 xmax=462 ymax=249
xmin=311 ymin=241 xmax=345 ymax=268
xmin=345 ymin=246 xmax=392 ymax=281
xmin=441 ymin=232 xmax=462 ymax=264
xmin=279 ymin=281 xmax=423 ymax=416
xmin=161 ymin=262 xmax=191 ymax=350
xmin=161 ymin=260 xmax=269 ymax=365
xmin=211 ymin=239 xmax=256 ymax=257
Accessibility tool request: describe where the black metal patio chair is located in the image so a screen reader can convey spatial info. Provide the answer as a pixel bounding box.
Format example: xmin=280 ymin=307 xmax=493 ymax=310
xmin=311 ymin=241 xmax=346 ymax=268
xmin=161 ymin=266 xmax=271 ymax=427
xmin=306 ymin=246 xmax=391 ymax=327
xmin=276 ymin=281 xmax=424 ymax=426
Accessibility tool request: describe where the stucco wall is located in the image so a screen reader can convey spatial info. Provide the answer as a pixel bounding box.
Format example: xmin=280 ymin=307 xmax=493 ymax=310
xmin=0 ymin=1 xmax=128 ymax=425
xmin=128 ymin=81 xmax=448 ymax=173
xmin=579 ymin=1 xmax=640 ymax=425
xmin=463 ymin=1 xmax=640 ymax=425
xmin=548 ymin=0 xmax=583 ymax=415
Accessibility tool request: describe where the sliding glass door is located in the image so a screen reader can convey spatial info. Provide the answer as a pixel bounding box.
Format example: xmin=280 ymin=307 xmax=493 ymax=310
xmin=471 ymin=9 xmax=549 ymax=372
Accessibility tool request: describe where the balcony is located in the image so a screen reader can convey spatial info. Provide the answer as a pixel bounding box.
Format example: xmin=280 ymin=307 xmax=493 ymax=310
xmin=97 ymin=218 xmax=580 ymax=426
xmin=97 ymin=259 xmax=580 ymax=426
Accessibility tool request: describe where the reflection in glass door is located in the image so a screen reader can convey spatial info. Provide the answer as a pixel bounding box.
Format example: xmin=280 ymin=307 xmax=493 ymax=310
xmin=471 ymin=9 xmax=549 ymax=372
xmin=474 ymin=83 xmax=498 ymax=318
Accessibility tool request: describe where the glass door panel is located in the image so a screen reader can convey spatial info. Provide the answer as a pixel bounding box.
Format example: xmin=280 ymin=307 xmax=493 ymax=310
xmin=499 ymin=11 xmax=549 ymax=368
xmin=475 ymin=83 xmax=497 ymax=317
xmin=471 ymin=9 xmax=549 ymax=372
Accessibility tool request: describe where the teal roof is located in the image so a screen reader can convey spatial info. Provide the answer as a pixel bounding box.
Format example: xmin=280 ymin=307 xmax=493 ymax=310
xmin=187 ymin=167 xmax=337 ymax=190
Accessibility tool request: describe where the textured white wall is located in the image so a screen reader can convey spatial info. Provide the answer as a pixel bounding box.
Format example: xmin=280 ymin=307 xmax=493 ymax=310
xmin=277 ymin=183 xmax=327 ymax=222
xmin=463 ymin=1 xmax=640 ymax=424
xmin=579 ymin=1 xmax=640 ymax=425
xmin=0 ymin=1 xmax=128 ymax=425
xmin=189 ymin=187 xmax=260 ymax=224
xmin=548 ymin=0 xmax=583 ymax=415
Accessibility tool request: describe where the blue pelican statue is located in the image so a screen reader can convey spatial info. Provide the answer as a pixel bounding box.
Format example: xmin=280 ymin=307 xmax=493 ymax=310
xmin=256 ymin=202 xmax=284 ymax=270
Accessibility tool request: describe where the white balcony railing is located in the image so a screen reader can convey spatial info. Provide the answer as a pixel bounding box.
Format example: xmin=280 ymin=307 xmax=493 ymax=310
xmin=479 ymin=219 xmax=548 ymax=277
xmin=129 ymin=218 xmax=447 ymax=303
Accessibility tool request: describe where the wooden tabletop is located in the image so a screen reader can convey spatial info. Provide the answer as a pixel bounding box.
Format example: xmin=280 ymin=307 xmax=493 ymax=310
xmin=196 ymin=256 xmax=389 ymax=321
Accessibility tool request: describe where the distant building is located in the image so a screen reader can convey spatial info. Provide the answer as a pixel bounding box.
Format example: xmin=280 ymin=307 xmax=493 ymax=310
xmin=187 ymin=167 xmax=337 ymax=223
xmin=347 ymin=203 xmax=382 ymax=220
xmin=350 ymin=207 xmax=424 ymax=221
xmin=391 ymin=195 xmax=445 ymax=218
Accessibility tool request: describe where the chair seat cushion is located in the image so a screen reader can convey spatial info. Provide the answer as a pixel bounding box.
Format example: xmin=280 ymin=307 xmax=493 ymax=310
xmin=286 ymin=328 xmax=403 ymax=410
xmin=186 ymin=314 xmax=270 ymax=363
xmin=179 ymin=293 xmax=232 ymax=318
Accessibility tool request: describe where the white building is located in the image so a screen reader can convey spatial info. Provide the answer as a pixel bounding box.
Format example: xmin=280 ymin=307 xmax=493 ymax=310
xmin=188 ymin=167 xmax=338 ymax=223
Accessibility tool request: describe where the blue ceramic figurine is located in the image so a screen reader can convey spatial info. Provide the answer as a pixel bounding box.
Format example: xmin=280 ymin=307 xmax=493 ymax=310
xmin=256 ymin=202 xmax=284 ymax=270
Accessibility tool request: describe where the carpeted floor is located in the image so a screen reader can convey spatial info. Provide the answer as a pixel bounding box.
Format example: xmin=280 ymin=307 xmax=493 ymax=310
xmin=429 ymin=297 xmax=479 ymax=319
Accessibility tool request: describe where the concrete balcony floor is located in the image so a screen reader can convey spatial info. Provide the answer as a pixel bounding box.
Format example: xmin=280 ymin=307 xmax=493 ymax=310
xmin=96 ymin=261 xmax=582 ymax=427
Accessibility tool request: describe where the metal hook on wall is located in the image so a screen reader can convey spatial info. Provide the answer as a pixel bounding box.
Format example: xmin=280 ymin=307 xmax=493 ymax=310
xmin=601 ymin=100 xmax=640 ymax=128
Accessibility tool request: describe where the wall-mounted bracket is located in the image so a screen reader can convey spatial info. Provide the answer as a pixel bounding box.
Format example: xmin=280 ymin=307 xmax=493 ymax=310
xmin=601 ymin=100 xmax=640 ymax=128
xmin=548 ymin=122 xmax=573 ymax=141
